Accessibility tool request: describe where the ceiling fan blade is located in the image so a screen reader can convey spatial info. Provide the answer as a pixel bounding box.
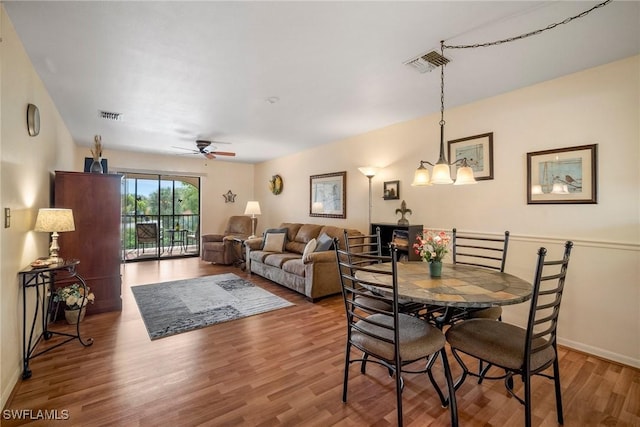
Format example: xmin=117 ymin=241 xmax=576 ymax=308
xmin=204 ymin=152 xmax=215 ymax=160
xmin=210 ymin=151 xmax=236 ymax=156
xmin=172 ymin=146 xmax=198 ymax=153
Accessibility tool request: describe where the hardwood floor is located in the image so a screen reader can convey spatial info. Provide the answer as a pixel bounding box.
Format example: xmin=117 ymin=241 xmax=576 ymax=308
xmin=4 ymin=258 xmax=639 ymax=426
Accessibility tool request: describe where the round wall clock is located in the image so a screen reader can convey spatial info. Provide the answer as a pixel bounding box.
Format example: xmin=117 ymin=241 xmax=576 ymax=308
xmin=27 ymin=103 xmax=40 ymax=136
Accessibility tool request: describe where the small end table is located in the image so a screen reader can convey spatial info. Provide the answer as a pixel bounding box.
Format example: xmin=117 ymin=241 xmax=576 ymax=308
xmin=18 ymin=260 xmax=94 ymax=379
xmin=231 ymin=237 xmax=247 ymax=270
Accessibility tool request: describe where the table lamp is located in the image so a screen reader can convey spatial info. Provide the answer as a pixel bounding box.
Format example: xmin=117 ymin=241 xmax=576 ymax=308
xmin=244 ymin=201 xmax=261 ymax=239
xmin=34 ymin=208 xmax=75 ymax=263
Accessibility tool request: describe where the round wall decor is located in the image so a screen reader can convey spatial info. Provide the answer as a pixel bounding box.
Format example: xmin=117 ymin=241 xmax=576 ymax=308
xmin=269 ymin=174 xmax=283 ymax=195
xmin=27 ymin=103 xmax=40 ymax=136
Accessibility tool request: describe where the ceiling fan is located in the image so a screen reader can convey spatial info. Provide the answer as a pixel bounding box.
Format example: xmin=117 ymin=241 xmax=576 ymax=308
xmin=173 ymin=140 xmax=236 ymax=160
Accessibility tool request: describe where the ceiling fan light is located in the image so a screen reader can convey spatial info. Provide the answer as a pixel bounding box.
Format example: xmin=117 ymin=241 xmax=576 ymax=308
xmin=453 ymin=166 xmax=477 ymax=185
xmin=430 ymin=163 xmax=453 ymax=184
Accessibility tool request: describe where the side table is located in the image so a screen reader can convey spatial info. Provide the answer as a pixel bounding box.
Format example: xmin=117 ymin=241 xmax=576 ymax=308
xmin=18 ymin=259 xmax=94 ymax=379
xmin=231 ymin=237 xmax=247 ymax=270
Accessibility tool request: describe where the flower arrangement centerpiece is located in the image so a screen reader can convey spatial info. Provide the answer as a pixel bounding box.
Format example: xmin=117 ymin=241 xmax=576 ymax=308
xmin=53 ymin=283 xmax=95 ymax=324
xmin=413 ymin=230 xmax=451 ymax=277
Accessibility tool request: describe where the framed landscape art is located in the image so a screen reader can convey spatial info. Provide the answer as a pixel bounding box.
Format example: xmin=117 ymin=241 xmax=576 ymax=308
xmin=309 ymin=171 xmax=347 ymax=218
xmin=526 ymin=144 xmax=598 ymax=204
xmin=448 ymin=132 xmax=494 ymax=181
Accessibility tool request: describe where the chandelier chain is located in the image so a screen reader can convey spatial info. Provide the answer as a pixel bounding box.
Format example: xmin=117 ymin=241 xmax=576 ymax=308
xmin=443 ymin=0 xmax=612 ymax=50
xmin=440 ymin=41 xmax=445 ymax=126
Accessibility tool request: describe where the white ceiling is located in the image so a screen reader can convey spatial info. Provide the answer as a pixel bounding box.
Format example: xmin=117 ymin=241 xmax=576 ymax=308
xmin=5 ymin=1 xmax=639 ymax=164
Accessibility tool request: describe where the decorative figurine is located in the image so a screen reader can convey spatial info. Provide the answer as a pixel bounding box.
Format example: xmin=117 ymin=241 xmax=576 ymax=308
xmin=395 ymin=200 xmax=412 ymax=226
xmin=223 ymin=190 xmax=237 ymax=203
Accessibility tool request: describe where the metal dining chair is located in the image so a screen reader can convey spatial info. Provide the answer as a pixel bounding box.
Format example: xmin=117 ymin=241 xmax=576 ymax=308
xmin=445 ymin=241 xmax=573 ymax=427
xmin=452 ymin=228 xmax=510 ymax=321
xmin=334 ymin=242 xmax=458 ymax=427
xmin=343 ymin=229 xmax=426 ymax=316
xmin=342 ymin=229 xmax=392 ymax=312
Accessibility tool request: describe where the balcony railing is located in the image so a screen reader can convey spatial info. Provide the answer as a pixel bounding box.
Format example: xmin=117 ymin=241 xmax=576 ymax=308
xmin=122 ymin=214 xmax=200 ymax=255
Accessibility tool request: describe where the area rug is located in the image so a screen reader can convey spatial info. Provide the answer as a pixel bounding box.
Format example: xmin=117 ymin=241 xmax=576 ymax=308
xmin=131 ymin=273 xmax=293 ymax=340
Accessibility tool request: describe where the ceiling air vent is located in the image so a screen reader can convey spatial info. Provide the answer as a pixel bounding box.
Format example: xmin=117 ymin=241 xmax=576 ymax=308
xmin=99 ymin=110 xmax=123 ymax=121
xmin=404 ymin=50 xmax=450 ymax=73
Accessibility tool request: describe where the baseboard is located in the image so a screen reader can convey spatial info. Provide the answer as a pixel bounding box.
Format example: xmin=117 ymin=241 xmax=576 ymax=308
xmin=1 ymin=368 xmax=20 ymax=410
xmin=558 ymin=337 xmax=640 ymax=369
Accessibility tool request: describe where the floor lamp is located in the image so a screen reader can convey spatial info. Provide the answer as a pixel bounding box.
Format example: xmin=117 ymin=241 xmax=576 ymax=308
xmin=244 ymin=201 xmax=261 ymax=239
xmin=358 ymin=167 xmax=379 ymax=228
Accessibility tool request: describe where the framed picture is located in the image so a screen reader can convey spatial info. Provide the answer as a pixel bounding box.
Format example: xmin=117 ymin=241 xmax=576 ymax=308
xmin=526 ymin=144 xmax=598 ymax=204
xmin=448 ymin=132 xmax=494 ymax=181
xmin=310 ymin=171 xmax=347 ymax=218
xmin=383 ymin=180 xmax=400 ymax=200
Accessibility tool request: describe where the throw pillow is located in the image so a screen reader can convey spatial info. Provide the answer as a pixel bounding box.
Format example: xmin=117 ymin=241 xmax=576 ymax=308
xmin=302 ymin=238 xmax=317 ymax=261
xmin=261 ymin=228 xmax=288 ymax=250
xmin=314 ymin=232 xmax=334 ymax=252
xmin=263 ymin=232 xmax=287 ymax=252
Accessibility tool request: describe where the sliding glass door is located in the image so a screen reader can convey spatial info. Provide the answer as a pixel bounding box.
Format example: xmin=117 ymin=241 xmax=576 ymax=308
xmin=121 ymin=173 xmax=200 ymax=261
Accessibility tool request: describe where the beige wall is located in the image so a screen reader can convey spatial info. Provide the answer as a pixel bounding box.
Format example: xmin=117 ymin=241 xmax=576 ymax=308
xmin=254 ymin=56 xmax=640 ymax=367
xmin=1 ymin=9 xmax=77 ymax=407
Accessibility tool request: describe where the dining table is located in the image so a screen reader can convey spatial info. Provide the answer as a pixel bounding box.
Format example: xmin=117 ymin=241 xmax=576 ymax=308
xmin=355 ymin=261 xmax=533 ymax=326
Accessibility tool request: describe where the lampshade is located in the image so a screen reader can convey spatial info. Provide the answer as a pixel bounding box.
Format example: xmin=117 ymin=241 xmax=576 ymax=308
xmin=453 ymin=165 xmax=478 ymax=186
xmin=244 ymin=201 xmax=261 ymax=216
xmin=411 ymin=163 xmax=431 ymax=186
xmin=357 ymin=166 xmax=379 ymax=178
xmin=430 ymin=163 xmax=454 ymax=185
xmin=34 ymin=208 xmax=75 ymax=232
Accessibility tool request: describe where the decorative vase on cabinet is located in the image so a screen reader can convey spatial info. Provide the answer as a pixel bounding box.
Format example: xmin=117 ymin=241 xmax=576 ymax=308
xmin=90 ymin=158 xmax=104 ymax=174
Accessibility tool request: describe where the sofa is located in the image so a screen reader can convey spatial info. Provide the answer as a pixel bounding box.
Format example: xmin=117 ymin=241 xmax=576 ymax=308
xmin=201 ymin=215 xmax=253 ymax=265
xmin=245 ymin=222 xmax=364 ymax=301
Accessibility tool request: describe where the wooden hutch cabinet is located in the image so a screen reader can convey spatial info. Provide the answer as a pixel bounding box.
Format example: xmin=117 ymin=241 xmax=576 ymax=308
xmin=55 ymin=171 xmax=123 ymax=314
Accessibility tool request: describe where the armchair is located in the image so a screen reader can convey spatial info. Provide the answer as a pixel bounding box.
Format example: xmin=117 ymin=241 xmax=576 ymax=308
xmin=201 ymin=216 xmax=253 ymax=265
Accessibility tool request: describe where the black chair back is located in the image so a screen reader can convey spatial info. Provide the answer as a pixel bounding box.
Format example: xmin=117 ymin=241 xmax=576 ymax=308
xmin=525 ymin=241 xmax=574 ymax=373
xmin=343 ymin=227 xmax=382 ymax=261
xmin=452 ymin=228 xmax=510 ymax=272
xmin=335 ymin=239 xmax=397 ymax=324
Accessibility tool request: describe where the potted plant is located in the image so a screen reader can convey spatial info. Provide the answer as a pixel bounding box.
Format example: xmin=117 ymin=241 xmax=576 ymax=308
xmin=53 ymin=283 xmax=95 ymax=324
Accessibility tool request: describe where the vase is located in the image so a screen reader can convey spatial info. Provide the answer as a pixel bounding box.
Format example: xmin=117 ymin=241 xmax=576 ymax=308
xmin=429 ymin=261 xmax=442 ymax=277
xmin=64 ymin=307 xmax=86 ymax=324
xmin=90 ymin=158 xmax=103 ymax=174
